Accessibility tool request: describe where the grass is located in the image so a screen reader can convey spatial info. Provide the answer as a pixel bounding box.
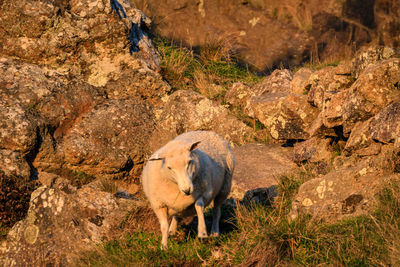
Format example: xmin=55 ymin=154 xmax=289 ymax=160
xmin=154 ymin=37 xmax=262 ymax=102
xmin=76 ymin=170 xmax=400 ymax=266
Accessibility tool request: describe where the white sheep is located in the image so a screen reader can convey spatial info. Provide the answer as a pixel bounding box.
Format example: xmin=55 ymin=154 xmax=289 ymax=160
xmin=142 ymin=131 xmax=234 ymax=248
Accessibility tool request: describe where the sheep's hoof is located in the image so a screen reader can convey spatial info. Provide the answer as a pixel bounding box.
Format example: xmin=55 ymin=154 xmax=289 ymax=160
xmin=198 ymin=232 xmax=208 ymax=242
xmin=210 ymin=232 xmax=220 ymax=237
xmin=168 ymin=230 xmax=176 ymax=236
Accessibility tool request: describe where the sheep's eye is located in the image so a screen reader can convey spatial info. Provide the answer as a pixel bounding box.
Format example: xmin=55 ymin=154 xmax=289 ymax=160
xmin=167 ymin=166 xmax=172 ymax=170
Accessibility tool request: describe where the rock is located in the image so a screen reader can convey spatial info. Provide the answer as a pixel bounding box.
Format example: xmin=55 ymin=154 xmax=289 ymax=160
xmin=225 ymin=69 xmax=292 ymax=110
xmin=0 ymin=150 xmax=31 ymax=178
xmin=369 ymin=102 xmax=400 ymax=143
xmin=150 ymin=90 xmax=253 ymax=150
xmin=0 ymin=171 xmax=37 ymax=231
xmin=342 ymin=59 xmax=400 ymax=128
xmin=249 ymin=92 xmax=319 ymax=140
xmin=242 ymin=187 xmax=276 ymax=206
xmin=321 ymin=89 xmax=350 ymax=128
xmin=0 ymin=0 xmax=170 ymax=102
xmin=230 ymin=143 xmax=297 ymax=199
xmin=224 ymin=82 xmax=252 ymax=108
xmin=0 ymin=177 xmax=143 ymax=266
xmin=0 ymin=57 xmax=106 ymax=140
xmin=290 ymin=159 xmax=388 ymax=220
xmin=345 ymin=102 xmax=400 ymax=153
xmin=290 ymin=68 xmax=313 ymax=95
xmin=252 ymin=69 xmax=293 ymax=95
xmin=307 ymin=65 xmax=354 ymax=109
xmin=292 ymin=137 xmax=333 ymax=163
xmin=60 ymin=99 xmax=156 ymax=179
xmin=0 ymin=100 xmax=39 ymax=156
xmin=351 ymin=46 xmax=399 ymax=78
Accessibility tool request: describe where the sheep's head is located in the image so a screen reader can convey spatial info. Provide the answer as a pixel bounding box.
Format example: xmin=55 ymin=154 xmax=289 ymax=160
xmin=149 ymin=141 xmax=200 ymax=195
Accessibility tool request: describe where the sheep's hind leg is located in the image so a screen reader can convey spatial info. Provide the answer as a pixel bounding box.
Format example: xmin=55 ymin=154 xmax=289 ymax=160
xmin=154 ymin=207 xmax=169 ymax=249
xmin=168 ymin=216 xmax=178 ymax=235
xmin=195 ymin=197 xmax=208 ymax=239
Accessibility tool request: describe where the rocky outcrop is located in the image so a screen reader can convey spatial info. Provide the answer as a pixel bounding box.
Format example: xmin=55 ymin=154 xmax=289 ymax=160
xmin=133 ymin=0 xmax=400 ymax=72
xmin=0 ymin=176 xmax=144 ymax=266
xmin=0 ymin=0 xmax=170 ymax=101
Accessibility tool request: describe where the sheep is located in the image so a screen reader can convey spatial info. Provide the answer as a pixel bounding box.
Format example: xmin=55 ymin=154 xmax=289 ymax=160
xmin=142 ymin=131 xmax=234 ymax=248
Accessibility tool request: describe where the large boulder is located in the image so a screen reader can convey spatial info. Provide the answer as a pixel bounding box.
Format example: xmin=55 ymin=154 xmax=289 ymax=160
xmin=290 ymin=158 xmax=390 ymax=220
xmin=59 ymin=99 xmax=156 ymax=179
xmin=345 ymin=102 xmax=400 ymax=153
xmin=0 ymin=0 xmax=170 ymax=102
xmin=342 ymin=58 xmax=400 ymax=129
xmin=225 ymin=69 xmax=292 ymax=110
xmin=0 ymin=176 xmax=143 ymax=266
xmin=306 ymin=64 xmax=354 ymax=109
xmin=249 ymin=92 xmax=319 ymax=140
xmin=150 ymin=90 xmax=253 ymax=151
xmin=320 ymin=58 xmax=400 ymax=133
xmin=231 ymin=143 xmax=297 ymax=199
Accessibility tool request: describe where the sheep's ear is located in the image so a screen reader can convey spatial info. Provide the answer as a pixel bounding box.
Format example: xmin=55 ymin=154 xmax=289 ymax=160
xmin=189 ymin=141 xmax=201 ymax=151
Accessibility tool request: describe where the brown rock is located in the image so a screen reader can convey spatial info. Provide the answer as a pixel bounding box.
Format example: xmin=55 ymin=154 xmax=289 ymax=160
xmin=290 ymin=68 xmax=313 ymax=95
xmin=231 ymin=143 xmax=297 ymax=199
xmin=307 ymin=66 xmax=354 ymax=109
xmin=292 ymin=137 xmax=333 ymax=163
xmin=0 ymin=0 xmax=170 ymax=103
xmin=225 ymin=69 xmax=292 ymax=110
xmin=0 ymin=101 xmax=39 ymax=156
xmin=249 ymin=92 xmax=319 ymax=140
xmin=0 ymin=150 xmax=31 ymax=178
xmin=0 ymin=177 xmax=143 ymax=266
xmin=342 ymin=59 xmax=400 ymax=127
xmin=60 ymin=99 xmax=156 ymax=179
xmin=150 ymin=90 xmax=253 ymax=150
xmin=290 ymin=159 xmax=387 ymax=220
xmin=351 ymin=46 xmax=399 ymax=78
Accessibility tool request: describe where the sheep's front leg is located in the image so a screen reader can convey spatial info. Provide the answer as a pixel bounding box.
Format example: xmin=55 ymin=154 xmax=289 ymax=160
xmin=195 ymin=197 xmax=208 ymax=238
xmin=168 ymin=216 xmax=178 ymax=236
xmin=154 ymin=207 xmax=169 ymax=249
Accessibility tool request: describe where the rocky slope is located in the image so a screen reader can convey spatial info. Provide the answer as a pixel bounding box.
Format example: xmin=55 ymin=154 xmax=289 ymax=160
xmin=131 ymin=0 xmax=400 ymax=72
xmin=1 ymin=0 xmax=400 ymax=265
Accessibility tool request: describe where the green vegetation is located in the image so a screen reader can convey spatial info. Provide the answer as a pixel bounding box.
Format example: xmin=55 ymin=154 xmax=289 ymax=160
xmin=154 ymin=37 xmax=262 ymax=101
xmin=76 ymin=171 xmax=400 ymax=266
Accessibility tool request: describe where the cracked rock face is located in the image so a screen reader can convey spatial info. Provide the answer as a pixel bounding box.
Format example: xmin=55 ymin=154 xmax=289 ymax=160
xmin=0 ymin=177 xmax=141 ymax=266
